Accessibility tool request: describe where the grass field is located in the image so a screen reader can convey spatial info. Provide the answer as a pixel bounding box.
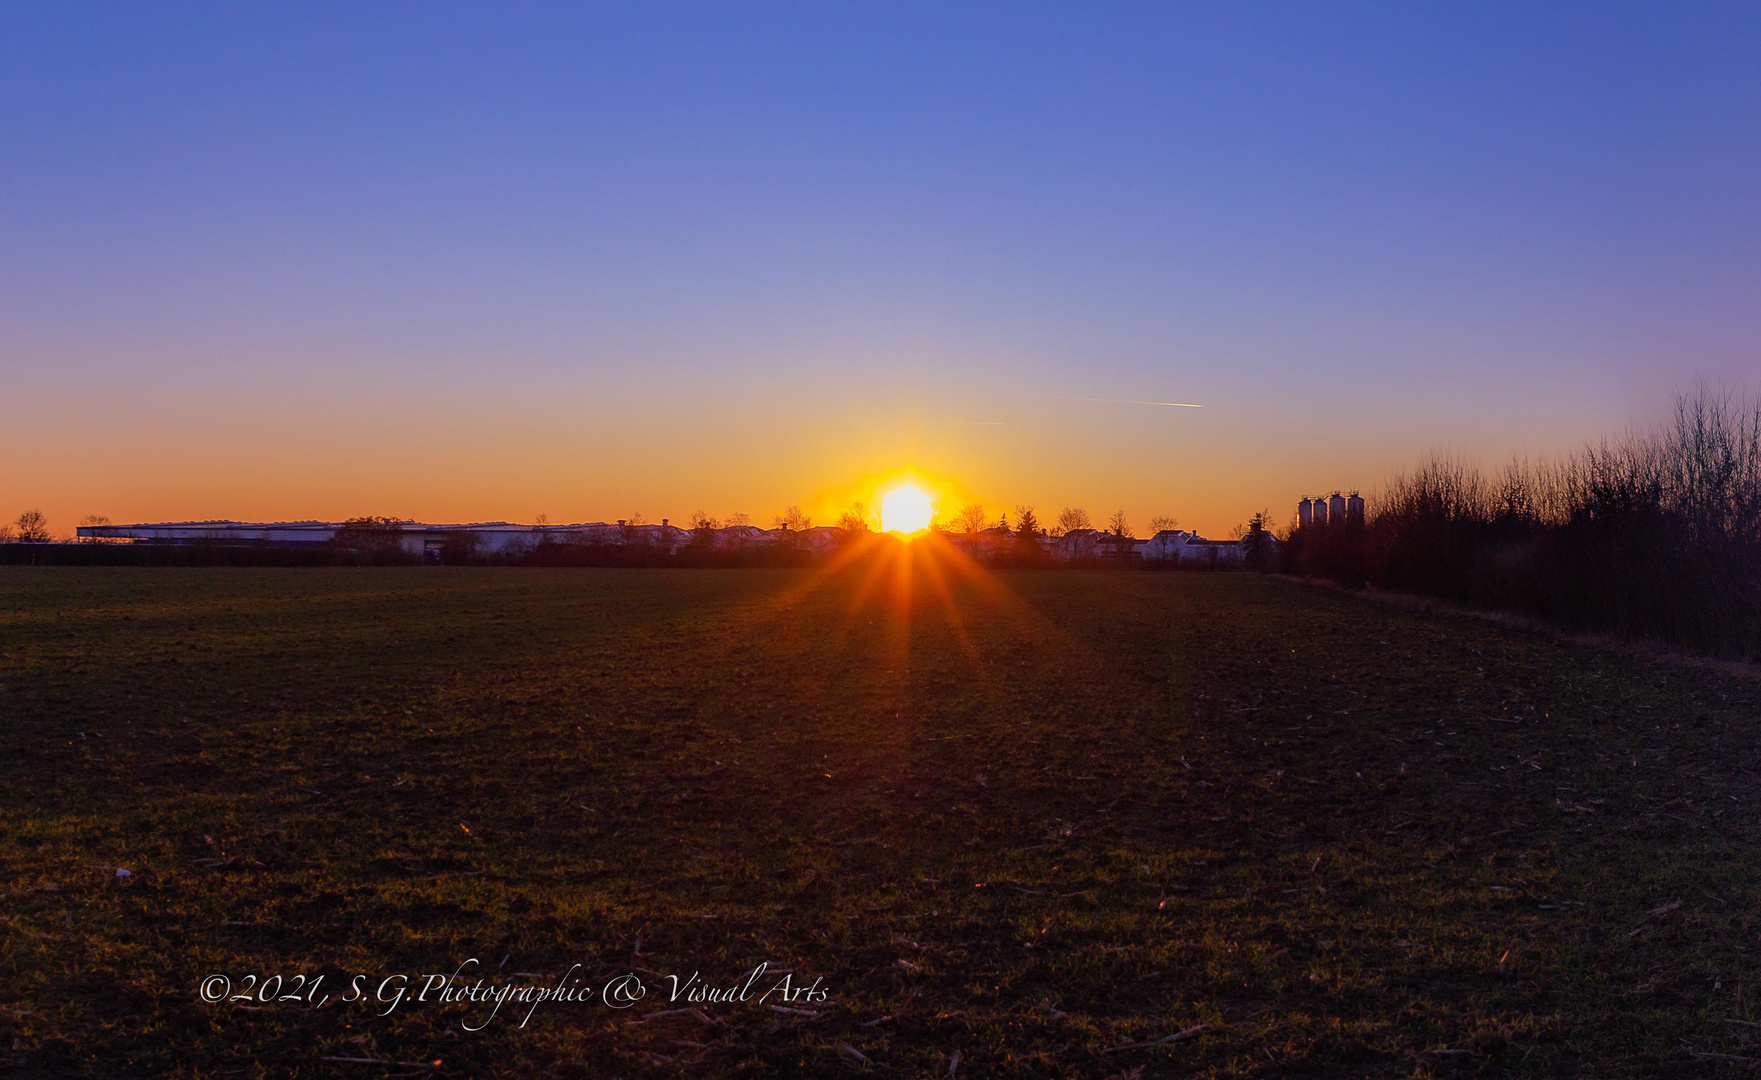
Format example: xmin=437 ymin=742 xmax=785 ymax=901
xmin=3 ymin=552 xmax=1760 ymax=1078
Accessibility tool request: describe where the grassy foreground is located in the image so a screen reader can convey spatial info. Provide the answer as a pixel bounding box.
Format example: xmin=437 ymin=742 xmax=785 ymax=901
xmin=1 ymin=554 xmax=1759 ymax=1078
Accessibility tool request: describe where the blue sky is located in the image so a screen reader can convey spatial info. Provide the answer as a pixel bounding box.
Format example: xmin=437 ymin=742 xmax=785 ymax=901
xmin=4 ymin=3 xmax=1759 ymax=533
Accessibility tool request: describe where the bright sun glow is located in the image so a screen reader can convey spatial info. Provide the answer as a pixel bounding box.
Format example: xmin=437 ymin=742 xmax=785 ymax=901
xmin=880 ymin=484 xmax=935 ymax=534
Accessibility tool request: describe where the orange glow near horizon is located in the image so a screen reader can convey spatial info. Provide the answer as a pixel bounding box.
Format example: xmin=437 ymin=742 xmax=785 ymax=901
xmin=880 ymin=483 xmax=935 ymax=535
xmin=1 ymin=388 xmax=1386 ymax=541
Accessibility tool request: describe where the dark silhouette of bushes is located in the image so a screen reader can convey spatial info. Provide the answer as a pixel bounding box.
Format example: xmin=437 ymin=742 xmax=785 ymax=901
xmin=327 ymin=516 xmax=418 ymax=565
xmin=1300 ymin=387 xmax=1761 ymax=660
xmin=0 ymin=541 xmax=345 ymax=567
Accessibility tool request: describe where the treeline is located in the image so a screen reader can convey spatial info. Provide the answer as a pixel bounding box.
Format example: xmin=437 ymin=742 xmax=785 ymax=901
xmin=1288 ymin=386 xmax=1761 ymax=661
xmin=523 ymin=535 xmax=817 ymax=568
xmin=0 ymin=527 xmax=1215 ymax=570
xmin=0 ymin=543 xmax=350 ymax=567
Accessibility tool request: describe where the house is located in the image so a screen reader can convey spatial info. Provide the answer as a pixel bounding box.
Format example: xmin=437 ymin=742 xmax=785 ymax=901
xmin=1141 ymin=529 xmax=1268 ymax=566
xmin=1044 ymin=528 xmax=1101 ymax=561
xmin=712 ymin=525 xmax=768 ymax=551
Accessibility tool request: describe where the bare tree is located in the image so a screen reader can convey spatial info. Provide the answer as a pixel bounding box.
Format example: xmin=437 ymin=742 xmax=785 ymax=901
xmin=15 ymin=510 xmax=51 ymax=543
xmin=774 ymin=506 xmax=811 ymax=531
xmin=683 ymin=510 xmax=718 ymax=553
xmin=1055 ymin=507 xmax=1092 ymax=536
xmin=688 ymin=511 xmax=720 ymax=550
xmin=79 ymin=514 xmax=110 ymax=542
xmin=329 ymin=516 xmax=409 ymax=562
xmin=837 ymin=502 xmax=871 ymax=542
xmin=1104 ymin=510 xmax=1133 ymax=562
xmin=713 ymin=511 xmax=752 ymax=551
xmin=944 ymin=504 xmax=985 ymax=553
xmin=1148 ymin=514 xmax=1179 ymax=532
xmin=618 ymin=512 xmax=649 ymax=551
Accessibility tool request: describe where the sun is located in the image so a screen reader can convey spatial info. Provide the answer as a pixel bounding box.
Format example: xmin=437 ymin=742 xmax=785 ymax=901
xmin=880 ymin=484 xmax=935 ymax=535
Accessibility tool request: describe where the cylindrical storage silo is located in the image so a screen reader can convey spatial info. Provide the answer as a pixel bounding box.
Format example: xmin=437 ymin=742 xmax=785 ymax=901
xmin=1328 ymin=492 xmax=1347 ymax=525
xmin=1298 ymin=498 xmax=1313 ymax=530
xmin=1312 ymin=496 xmax=1328 ymax=527
xmin=1347 ymin=493 xmax=1365 ymax=524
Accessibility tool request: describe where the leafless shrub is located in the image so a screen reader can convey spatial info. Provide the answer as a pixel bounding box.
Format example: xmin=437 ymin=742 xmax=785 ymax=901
xmin=14 ymin=510 xmax=51 ymax=543
xmin=1054 ymin=507 xmax=1092 ymax=537
xmin=1329 ymin=385 xmax=1761 ymax=659
xmin=328 ymin=516 xmax=414 ymax=564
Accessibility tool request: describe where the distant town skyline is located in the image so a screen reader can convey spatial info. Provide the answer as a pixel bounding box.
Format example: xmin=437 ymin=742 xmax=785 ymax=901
xmin=5 ymin=4 xmax=1760 ymax=537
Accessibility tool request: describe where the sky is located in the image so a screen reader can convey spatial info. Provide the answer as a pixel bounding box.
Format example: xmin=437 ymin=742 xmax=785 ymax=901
xmin=4 ymin=3 xmax=1760 ymax=537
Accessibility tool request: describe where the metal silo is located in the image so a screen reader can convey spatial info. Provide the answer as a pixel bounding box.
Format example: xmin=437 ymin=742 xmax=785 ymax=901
xmin=1328 ymin=492 xmax=1347 ymax=525
xmin=1311 ymin=497 xmax=1328 ymax=527
xmin=1347 ymin=492 xmax=1365 ymax=524
xmin=1298 ymin=498 xmax=1313 ymax=530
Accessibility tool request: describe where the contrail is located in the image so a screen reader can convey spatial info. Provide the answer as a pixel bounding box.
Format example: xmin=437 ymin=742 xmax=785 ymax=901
xmin=1014 ymin=391 xmax=1204 ymax=408
xmin=952 ymin=393 xmax=1203 ymax=421
xmin=1054 ymin=395 xmax=1204 ymax=408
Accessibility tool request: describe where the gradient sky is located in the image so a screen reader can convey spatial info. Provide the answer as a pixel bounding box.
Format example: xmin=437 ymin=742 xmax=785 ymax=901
xmin=5 ymin=3 xmax=1760 ymax=537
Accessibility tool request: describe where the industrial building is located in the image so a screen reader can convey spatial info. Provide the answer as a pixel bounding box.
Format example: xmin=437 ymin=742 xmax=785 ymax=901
xmin=1297 ymin=492 xmax=1364 ymax=529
